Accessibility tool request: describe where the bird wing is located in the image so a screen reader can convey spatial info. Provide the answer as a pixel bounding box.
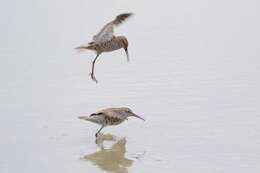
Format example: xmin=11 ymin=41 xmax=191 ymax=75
xmin=92 ymin=22 xmax=114 ymax=44
xmin=96 ymin=108 xmax=123 ymax=119
xmin=92 ymin=13 xmax=133 ymax=44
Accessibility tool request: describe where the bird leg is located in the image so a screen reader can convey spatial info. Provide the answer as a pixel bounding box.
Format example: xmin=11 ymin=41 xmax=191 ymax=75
xmin=90 ymin=54 xmax=100 ymax=83
xmin=95 ymin=125 xmax=105 ymax=137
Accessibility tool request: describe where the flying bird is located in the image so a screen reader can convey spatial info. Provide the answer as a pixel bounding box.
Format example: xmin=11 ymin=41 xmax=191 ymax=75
xmin=76 ymin=13 xmax=134 ymax=83
xmin=78 ymin=107 xmax=145 ymax=137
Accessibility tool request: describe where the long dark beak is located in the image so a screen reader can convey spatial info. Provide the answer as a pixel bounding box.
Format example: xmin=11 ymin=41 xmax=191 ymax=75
xmin=132 ymin=113 xmax=145 ymax=121
xmin=125 ymin=48 xmax=130 ymax=62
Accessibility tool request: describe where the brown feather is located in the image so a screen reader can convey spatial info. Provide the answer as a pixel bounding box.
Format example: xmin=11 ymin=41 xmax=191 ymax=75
xmin=113 ymin=13 xmax=133 ymax=26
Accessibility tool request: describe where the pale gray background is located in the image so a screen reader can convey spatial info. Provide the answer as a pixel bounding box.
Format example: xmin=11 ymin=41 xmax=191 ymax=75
xmin=0 ymin=0 xmax=260 ymax=173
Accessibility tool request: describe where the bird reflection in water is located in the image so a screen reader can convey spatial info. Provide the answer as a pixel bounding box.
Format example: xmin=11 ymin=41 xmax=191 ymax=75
xmin=81 ymin=134 xmax=133 ymax=173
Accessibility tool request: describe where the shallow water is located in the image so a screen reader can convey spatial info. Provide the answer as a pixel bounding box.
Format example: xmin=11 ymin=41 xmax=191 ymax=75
xmin=1 ymin=0 xmax=260 ymax=173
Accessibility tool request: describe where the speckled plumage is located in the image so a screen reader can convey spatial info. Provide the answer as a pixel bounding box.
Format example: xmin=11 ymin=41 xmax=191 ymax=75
xmin=78 ymin=107 xmax=144 ymax=137
xmin=76 ymin=13 xmax=133 ymax=83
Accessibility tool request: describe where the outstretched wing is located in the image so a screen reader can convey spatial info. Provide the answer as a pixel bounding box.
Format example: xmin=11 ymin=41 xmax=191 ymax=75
xmin=92 ymin=22 xmax=114 ymax=44
xmin=92 ymin=13 xmax=133 ymax=44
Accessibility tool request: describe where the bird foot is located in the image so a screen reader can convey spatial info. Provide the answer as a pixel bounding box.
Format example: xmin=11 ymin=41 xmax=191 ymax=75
xmin=90 ymin=73 xmax=98 ymax=83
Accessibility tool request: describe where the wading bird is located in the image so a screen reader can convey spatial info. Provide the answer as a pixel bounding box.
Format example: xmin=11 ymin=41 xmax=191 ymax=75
xmin=78 ymin=107 xmax=145 ymax=137
xmin=75 ymin=13 xmax=133 ymax=83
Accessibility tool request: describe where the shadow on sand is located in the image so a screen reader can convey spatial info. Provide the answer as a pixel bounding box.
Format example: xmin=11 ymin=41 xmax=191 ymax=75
xmin=81 ymin=134 xmax=133 ymax=173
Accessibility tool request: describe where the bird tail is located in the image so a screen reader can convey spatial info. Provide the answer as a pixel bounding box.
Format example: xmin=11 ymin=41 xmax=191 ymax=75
xmin=78 ymin=115 xmax=102 ymax=124
xmin=78 ymin=116 xmax=90 ymax=120
xmin=75 ymin=42 xmax=95 ymax=51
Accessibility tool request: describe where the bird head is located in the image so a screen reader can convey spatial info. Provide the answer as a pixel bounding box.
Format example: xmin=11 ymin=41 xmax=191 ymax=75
xmin=122 ymin=107 xmax=145 ymax=121
xmin=118 ymin=36 xmax=129 ymax=62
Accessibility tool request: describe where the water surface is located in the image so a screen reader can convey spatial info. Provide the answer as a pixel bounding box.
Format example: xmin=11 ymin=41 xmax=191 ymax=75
xmin=1 ymin=0 xmax=260 ymax=173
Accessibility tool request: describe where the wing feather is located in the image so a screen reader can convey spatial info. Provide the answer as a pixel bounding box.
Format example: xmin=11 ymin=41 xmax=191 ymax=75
xmin=113 ymin=13 xmax=133 ymax=26
xmin=92 ymin=13 xmax=133 ymax=44
xmin=92 ymin=22 xmax=114 ymax=44
xmin=97 ymin=108 xmax=123 ymax=119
